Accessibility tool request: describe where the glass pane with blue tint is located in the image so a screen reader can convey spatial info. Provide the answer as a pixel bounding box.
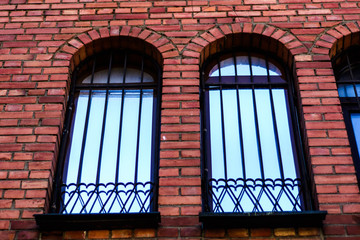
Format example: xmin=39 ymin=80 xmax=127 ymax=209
xmin=251 ymin=57 xmax=268 ymax=76
xmin=209 ymin=65 xmax=219 ymax=77
xmin=81 ymin=90 xmax=106 ymax=184
xmin=209 ymin=90 xmax=225 ymax=180
xmin=238 ymin=89 xmax=262 ymax=180
xmin=220 ymin=58 xmax=236 ymax=76
xmin=118 ymin=90 xmax=140 ymax=184
xmin=338 ymin=84 xmax=356 ymax=97
xmin=236 ymin=56 xmax=251 ymax=76
xmin=138 ymin=90 xmax=154 ymax=183
xmin=222 ymin=89 xmax=243 ymax=179
xmin=99 ymin=90 xmax=122 ymax=185
xmin=272 ymin=89 xmax=297 ymax=180
xmin=255 ymin=89 xmax=281 ymax=180
xmin=137 ymin=90 xmax=154 ymax=211
xmin=268 ymin=61 xmax=282 ymax=76
xmin=351 ymin=113 xmax=360 ymax=159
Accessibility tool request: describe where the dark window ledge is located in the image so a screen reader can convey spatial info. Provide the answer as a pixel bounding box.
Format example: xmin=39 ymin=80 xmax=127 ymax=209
xmin=34 ymin=212 xmax=160 ymax=231
xmin=199 ymin=211 xmax=327 ymax=228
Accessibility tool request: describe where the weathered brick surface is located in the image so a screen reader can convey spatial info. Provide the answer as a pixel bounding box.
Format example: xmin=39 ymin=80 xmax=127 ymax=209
xmin=0 ymin=0 xmax=359 ymax=239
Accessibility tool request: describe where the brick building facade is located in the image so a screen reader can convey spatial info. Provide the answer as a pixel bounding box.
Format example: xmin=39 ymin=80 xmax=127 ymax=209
xmin=1 ymin=0 xmax=360 ymax=239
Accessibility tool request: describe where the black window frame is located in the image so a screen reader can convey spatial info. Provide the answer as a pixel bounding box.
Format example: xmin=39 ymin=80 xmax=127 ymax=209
xmin=35 ymin=49 xmax=162 ymax=231
xmin=332 ymin=46 xmax=360 ymax=187
xmin=199 ymin=48 xmax=326 ymax=228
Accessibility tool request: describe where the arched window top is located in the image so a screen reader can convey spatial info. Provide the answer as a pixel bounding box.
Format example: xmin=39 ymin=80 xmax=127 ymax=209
xmin=333 ymin=46 xmax=360 ymax=82
xmin=76 ymin=50 xmax=160 ymax=87
xmin=81 ymin=68 xmax=154 ymax=84
xmin=333 ymin=46 xmax=360 ymax=98
xmin=205 ymin=52 xmax=286 ymax=85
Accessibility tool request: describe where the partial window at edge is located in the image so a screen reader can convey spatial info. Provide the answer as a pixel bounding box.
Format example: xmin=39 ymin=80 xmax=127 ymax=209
xmin=333 ymin=46 xmax=360 ymax=185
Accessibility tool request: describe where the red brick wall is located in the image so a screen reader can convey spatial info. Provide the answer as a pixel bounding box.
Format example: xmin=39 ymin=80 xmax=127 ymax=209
xmin=0 ymin=0 xmax=359 ymax=239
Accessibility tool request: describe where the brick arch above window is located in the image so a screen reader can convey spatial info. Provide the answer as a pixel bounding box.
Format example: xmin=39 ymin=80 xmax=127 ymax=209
xmin=182 ymin=23 xmax=308 ymax=70
xmin=52 ymin=26 xmax=179 ymax=74
xmin=311 ymin=21 xmax=360 ymax=58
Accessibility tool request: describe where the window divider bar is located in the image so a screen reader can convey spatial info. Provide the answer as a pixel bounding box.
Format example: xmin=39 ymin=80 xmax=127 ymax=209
xmin=248 ymin=54 xmax=265 ymax=180
xmin=95 ymin=52 xmax=113 ymax=185
xmin=218 ymin=60 xmax=228 ymax=180
xmin=115 ymin=52 xmax=128 ymax=184
xmin=266 ymin=57 xmax=285 ymax=180
xmin=233 ymin=55 xmax=246 ymax=179
xmin=134 ymin=54 xmax=145 ymax=184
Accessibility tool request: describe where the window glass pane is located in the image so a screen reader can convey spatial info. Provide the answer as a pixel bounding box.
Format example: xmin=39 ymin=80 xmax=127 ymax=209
xmin=81 ymin=90 xmax=106 ymax=184
xmin=251 ymin=57 xmax=267 ymax=76
xmin=351 ymin=113 xmax=360 ymax=159
xmin=236 ymin=56 xmax=250 ymax=76
xmin=239 ymin=89 xmax=262 ymax=179
xmin=222 ymin=89 xmax=243 ymax=179
xmin=209 ymin=65 xmax=219 ymax=77
xmin=220 ymin=58 xmax=235 ymax=76
xmin=118 ymin=90 xmax=141 ymax=184
xmin=272 ymin=89 xmax=297 ymax=179
xmin=209 ymin=90 xmax=225 ymax=179
xmin=268 ymin=61 xmax=282 ymax=76
xmin=255 ymin=89 xmax=280 ymax=179
xmin=138 ymin=89 xmax=154 ymax=183
xmin=99 ymin=90 xmax=122 ymax=184
xmin=338 ymin=84 xmax=356 ymax=97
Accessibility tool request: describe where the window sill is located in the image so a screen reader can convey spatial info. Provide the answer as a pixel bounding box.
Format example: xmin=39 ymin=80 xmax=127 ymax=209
xmin=199 ymin=211 xmax=327 ymax=228
xmin=34 ymin=212 xmax=161 ymax=231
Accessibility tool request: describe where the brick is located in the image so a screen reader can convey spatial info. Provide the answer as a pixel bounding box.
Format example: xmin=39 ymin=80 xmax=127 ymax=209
xmin=274 ymin=228 xmax=296 ymax=236
xmin=88 ymin=230 xmax=109 ymax=239
xmin=134 ymin=229 xmax=156 ymax=238
xmin=228 ymin=229 xmax=249 ymax=237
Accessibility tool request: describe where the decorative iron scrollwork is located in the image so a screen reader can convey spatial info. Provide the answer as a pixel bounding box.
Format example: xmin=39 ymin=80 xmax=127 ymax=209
xmin=60 ymin=181 xmax=155 ymax=214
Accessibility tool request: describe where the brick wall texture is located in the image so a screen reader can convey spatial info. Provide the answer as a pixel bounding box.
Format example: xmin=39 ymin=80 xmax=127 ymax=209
xmin=0 ymin=0 xmax=360 ymax=239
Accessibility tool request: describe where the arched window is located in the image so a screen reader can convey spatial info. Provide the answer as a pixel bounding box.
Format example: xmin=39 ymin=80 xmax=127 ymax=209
xmin=201 ymin=51 xmax=312 ymax=215
xmin=332 ymin=46 xmax=360 ymax=185
xmin=36 ymin=49 xmax=161 ymax=230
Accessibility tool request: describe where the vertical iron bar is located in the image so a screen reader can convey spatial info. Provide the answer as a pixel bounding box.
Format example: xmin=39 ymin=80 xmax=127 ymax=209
xmin=234 ymin=55 xmax=246 ymax=179
xmin=115 ymin=51 xmax=128 ymax=184
xmin=96 ymin=52 xmax=113 ymax=184
xmin=134 ymin=54 xmax=145 ymax=184
xmin=266 ymin=57 xmax=285 ymax=180
xmin=248 ymin=54 xmax=265 ymax=179
xmin=218 ymin=60 xmax=228 ymax=179
xmin=77 ymin=56 xmax=97 ymax=184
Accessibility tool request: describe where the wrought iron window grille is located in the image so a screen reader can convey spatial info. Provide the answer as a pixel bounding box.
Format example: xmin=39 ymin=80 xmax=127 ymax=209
xmin=51 ymin=49 xmax=162 ymax=215
xmin=200 ymin=49 xmax=316 ymax=214
xmin=332 ymin=46 xmax=360 ymax=187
